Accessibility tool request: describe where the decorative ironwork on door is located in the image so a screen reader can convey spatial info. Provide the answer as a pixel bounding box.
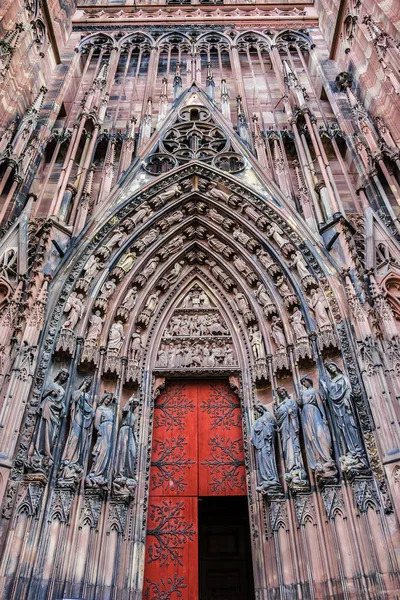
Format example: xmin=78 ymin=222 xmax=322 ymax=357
xmin=144 ymin=380 xmax=246 ymax=599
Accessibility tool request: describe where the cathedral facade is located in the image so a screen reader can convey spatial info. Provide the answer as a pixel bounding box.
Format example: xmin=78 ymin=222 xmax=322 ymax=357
xmin=0 ymin=0 xmax=400 ymax=598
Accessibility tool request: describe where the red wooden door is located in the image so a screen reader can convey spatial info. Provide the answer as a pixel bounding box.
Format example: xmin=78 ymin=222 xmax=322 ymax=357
xmin=143 ymin=380 xmax=246 ymax=600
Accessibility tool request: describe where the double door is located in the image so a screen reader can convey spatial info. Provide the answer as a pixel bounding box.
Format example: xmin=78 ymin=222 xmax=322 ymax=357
xmin=143 ymin=380 xmax=248 ymax=600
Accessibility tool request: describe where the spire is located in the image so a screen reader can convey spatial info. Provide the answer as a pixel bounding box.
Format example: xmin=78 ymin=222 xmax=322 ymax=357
xmin=206 ymin=62 xmax=215 ymax=100
xmin=0 ymin=23 xmax=23 ymax=81
xmin=12 ymin=86 xmax=47 ymax=156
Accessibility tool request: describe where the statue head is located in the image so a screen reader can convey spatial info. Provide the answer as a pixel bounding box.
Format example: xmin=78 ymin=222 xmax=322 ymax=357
xmin=300 ymin=375 xmax=313 ymax=389
xmin=55 ymin=369 xmax=69 ymax=385
xmin=80 ymin=376 xmax=93 ymax=392
xmin=325 ymin=361 xmax=341 ymax=377
xmin=101 ymin=391 xmax=115 ymax=406
xmin=277 ymin=386 xmax=289 ymax=400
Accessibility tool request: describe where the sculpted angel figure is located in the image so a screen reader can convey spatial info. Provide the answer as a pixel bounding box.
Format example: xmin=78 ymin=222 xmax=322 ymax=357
xmin=308 ymin=288 xmax=331 ymax=328
xmin=234 ymin=289 xmax=250 ymax=314
xmin=275 ymin=275 xmax=292 ymax=298
xmin=255 ymin=282 xmax=274 ymax=311
xmin=86 ymin=311 xmax=103 ymax=341
xmin=63 ymin=292 xmax=85 ymax=331
xmin=145 ymin=290 xmax=161 ymax=315
xmin=107 ymin=320 xmax=125 ymax=351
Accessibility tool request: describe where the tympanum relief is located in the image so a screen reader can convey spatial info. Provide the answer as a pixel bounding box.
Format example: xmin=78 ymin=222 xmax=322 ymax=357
xmin=155 ymin=285 xmax=238 ymax=372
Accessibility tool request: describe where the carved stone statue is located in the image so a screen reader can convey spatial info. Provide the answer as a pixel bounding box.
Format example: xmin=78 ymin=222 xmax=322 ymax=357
xmin=270 ymin=316 xmax=286 ymax=349
xmin=59 ymin=378 xmax=95 ymax=486
xmin=156 ymin=184 xmax=182 ymax=204
xmin=131 ymin=202 xmax=153 ymax=226
xmin=290 ymin=251 xmax=310 ymax=280
xmin=308 ymin=288 xmax=331 ymax=328
xmin=299 ymin=376 xmax=337 ymax=484
xmin=251 ymin=405 xmax=282 ymax=495
xmin=157 ymin=343 xmax=168 ymax=367
xmin=255 ymin=283 xmax=275 ymax=316
xmin=98 ymin=227 xmax=126 ymax=257
xmin=290 ymin=308 xmax=308 ymax=340
xmin=26 ymin=370 xmax=69 ymax=471
xmin=63 ymin=292 xmax=85 ymax=331
xmin=122 ymin=286 xmax=138 ymax=311
xmin=134 ymin=229 xmax=160 ymax=253
xmin=130 ymin=331 xmax=143 ymax=363
xmin=322 ymin=362 xmax=367 ymax=474
xmin=250 ymin=327 xmax=266 ymax=360
xmin=107 ymin=320 xmax=125 ymax=351
xmin=266 ymin=222 xmax=288 ymax=248
xmin=139 ymin=258 xmax=159 ymax=282
xmin=113 ymin=397 xmax=140 ymax=497
xmin=209 ymin=186 xmax=231 ymax=203
xmin=86 ymin=391 xmax=116 ymax=488
xmin=83 ymin=255 xmax=103 ymax=281
xmin=163 ymin=262 xmax=183 ymax=286
xmin=116 ymin=251 xmax=137 ymax=274
xmin=86 ymin=311 xmax=103 ymax=341
xmin=98 ymin=280 xmax=116 ymax=301
xmin=145 ymin=290 xmax=160 ymax=315
xmin=232 ymin=227 xmax=258 ymax=251
xmin=275 ymin=386 xmax=309 ymax=491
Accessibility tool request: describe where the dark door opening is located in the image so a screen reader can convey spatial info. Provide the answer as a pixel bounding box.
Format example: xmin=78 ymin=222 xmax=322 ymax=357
xmin=199 ymin=496 xmax=255 ymax=600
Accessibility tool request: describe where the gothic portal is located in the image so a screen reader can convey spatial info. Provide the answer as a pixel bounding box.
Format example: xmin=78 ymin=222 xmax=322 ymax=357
xmin=0 ymin=0 xmax=400 ymax=598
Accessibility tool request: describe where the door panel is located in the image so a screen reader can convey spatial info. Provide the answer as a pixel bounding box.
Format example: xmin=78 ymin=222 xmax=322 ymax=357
xmin=198 ymin=381 xmax=246 ymax=496
xmin=150 ymin=381 xmax=198 ymax=497
xmin=144 ymin=496 xmax=198 ymax=600
xmin=144 ymin=380 xmax=247 ymax=599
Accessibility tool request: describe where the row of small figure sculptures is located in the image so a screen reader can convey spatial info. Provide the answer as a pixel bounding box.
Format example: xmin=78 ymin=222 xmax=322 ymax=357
xmin=156 ymin=340 xmax=236 ymax=368
xmin=252 ymin=361 xmax=369 ymax=494
xmin=26 ymin=372 xmax=139 ymax=497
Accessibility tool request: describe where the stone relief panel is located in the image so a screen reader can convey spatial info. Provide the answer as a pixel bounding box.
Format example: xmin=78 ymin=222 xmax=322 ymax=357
xmin=155 ymin=284 xmax=238 ymax=372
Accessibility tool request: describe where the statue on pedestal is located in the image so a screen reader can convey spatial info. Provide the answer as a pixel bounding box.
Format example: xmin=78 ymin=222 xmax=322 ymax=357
xmin=86 ymin=391 xmax=116 ymax=488
xmin=251 ymin=405 xmax=282 ymax=496
xmin=275 ymin=386 xmax=309 ymax=492
xmin=26 ymin=370 xmax=69 ymax=472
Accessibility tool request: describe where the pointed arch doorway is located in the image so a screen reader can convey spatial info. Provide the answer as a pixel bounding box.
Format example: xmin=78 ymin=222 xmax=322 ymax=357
xmin=143 ymin=379 xmax=255 ymax=600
